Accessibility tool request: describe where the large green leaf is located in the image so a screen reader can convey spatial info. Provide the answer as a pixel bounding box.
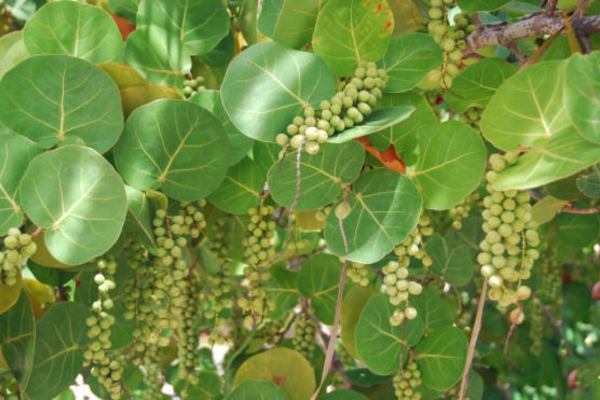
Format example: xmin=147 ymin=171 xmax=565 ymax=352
xmin=555 ymin=213 xmax=600 ymax=247
xmin=233 ymin=347 xmax=315 ymax=400
xmin=426 ymin=234 xmax=474 ymax=287
xmin=341 ymin=285 xmax=378 ymax=359
xmin=207 ymin=157 xmax=267 ymax=215
xmin=266 ymin=265 xmax=299 ymax=320
xmin=355 ymin=294 xmax=424 ymax=375
xmin=177 ymin=371 xmax=222 ymax=400
xmin=123 ymin=186 xmax=155 ymax=248
xmin=137 ymin=0 xmax=229 ymax=56
xmin=268 ymin=141 xmax=365 ymax=211
xmin=414 ymin=326 xmax=467 ymax=392
xmin=409 ymin=121 xmax=486 ymax=210
xmin=446 ymin=58 xmax=518 ymax=113
xmin=0 ymin=55 xmax=123 ymax=153
xmin=258 ymin=0 xmax=284 ymax=38
xmin=221 ymin=41 xmax=336 ymax=142
xmin=297 ymin=253 xmax=344 ymax=325
xmin=564 ymin=52 xmax=600 ymax=144
xmin=327 ymin=106 xmax=415 ymax=144
xmin=481 ymin=59 xmax=600 ymax=190
xmin=24 ymin=302 xmax=91 ymax=400
xmin=325 ymin=169 xmax=422 ymax=263
xmin=273 ymin=0 xmax=322 ymax=49
xmin=380 ymin=33 xmax=443 ymax=93
xmin=0 ymin=31 xmax=28 ymax=80
xmin=20 ymin=146 xmax=128 ymax=265
xmin=0 ymin=290 xmax=35 ymax=393
xmin=227 ymin=380 xmax=288 ymax=400
xmin=410 ymin=287 xmax=453 ymax=333
xmin=189 ymin=90 xmax=254 ymax=166
xmin=124 ymin=25 xmax=191 ymax=87
xmin=114 ymin=99 xmax=229 ymax=201
xmin=0 ymin=133 xmax=43 ymax=236
xmin=24 ymin=1 xmax=123 ymax=63
xmin=312 ymin=0 xmax=394 ymax=76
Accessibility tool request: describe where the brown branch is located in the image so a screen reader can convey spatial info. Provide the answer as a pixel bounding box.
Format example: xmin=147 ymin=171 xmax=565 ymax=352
xmin=465 ymin=13 xmax=600 ymax=57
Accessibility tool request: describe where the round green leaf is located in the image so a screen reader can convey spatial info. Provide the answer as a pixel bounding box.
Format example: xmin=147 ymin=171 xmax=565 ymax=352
xmin=227 ymin=380 xmax=288 ymax=400
xmin=297 ymin=253 xmax=344 ymax=325
xmin=414 ymin=326 xmax=467 ymax=392
xmin=0 ymin=289 xmax=35 ymax=392
xmin=137 ymin=0 xmax=229 ymax=56
xmin=221 ymin=41 xmax=336 ymax=142
xmin=207 ymin=157 xmax=266 ymax=215
xmin=380 ymin=33 xmax=443 ymax=93
xmin=446 ymin=58 xmax=518 ymax=113
xmin=108 ymin=0 xmax=139 ymax=23
xmin=24 ymin=2 xmax=123 ymax=63
xmin=325 ymin=169 xmax=422 ymax=264
xmin=124 ymin=26 xmax=191 ymax=87
xmin=341 ymin=286 xmax=378 ymax=359
xmin=273 ymin=0 xmax=321 ymax=49
xmin=258 ymin=0 xmax=283 ymax=38
xmin=0 ymin=31 xmax=28 ymax=80
xmin=355 ymin=294 xmax=425 ymax=375
xmin=20 ymin=146 xmax=128 ymax=265
xmin=312 ymin=0 xmax=394 ymax=76
xmin=123 ymin=186 xmax=155 ymax=248
xmin=233 ymin=347 xmax=315 ymax=400
xmin=480 ymin=59 xmax=600 ymax=190
xmin=410 ymin=286 xmax=453 ymax=333
xmin=320 ymin=389 xmax=369 ymax=400
xmin=426 ymin=234 xmax=474 ymax=287
xmin=0 ymin=55 xmax=124 ymax=153
xmin=0 ymin=133 xmax=43 ymax=236
xmin=24 ymin=302 xmax=91 ymax=400
xmin=268 ymin=141 xmax=365 ymax=211
xmin=577 ymin=171 xmax=600 ymax=198
xmin=531 ymin=195 xmax=569 ymax=225
xmin=114 ymin=99 xmax=229 ymax=201
xmin=565 ymin=52 xmax=600 ymax=144
xmin=555 ymin=213 xmax=600 ymax=247
xmin=409 ymin=121 xmax=486 ymax=210
xmin=189 ymin=90 xmax=254 ymax=166
xmin=327 ymin=106 xmax=415 ymax=144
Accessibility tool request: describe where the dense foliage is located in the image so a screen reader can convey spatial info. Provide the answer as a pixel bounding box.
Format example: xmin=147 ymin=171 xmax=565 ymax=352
xmin=1 ymin=0 xmax=600 ymax=399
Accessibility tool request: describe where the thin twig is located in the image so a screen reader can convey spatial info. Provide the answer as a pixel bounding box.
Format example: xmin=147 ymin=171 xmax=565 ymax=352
xmin=459 ymin=278 xmax=488 ymax=400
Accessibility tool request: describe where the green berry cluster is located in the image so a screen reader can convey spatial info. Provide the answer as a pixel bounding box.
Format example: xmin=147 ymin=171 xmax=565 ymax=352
xmin=426 ymin=0 xmax=474 ymax=89
xmin=237 ymin=264 xmax=275 ymax=327
xmin=183 ymin=75 xmax=206 ymax=98
xmin=276 ymin=60 xmax=388 ymax=155
xmin=177 ymin=272 xmax=202 ymax=385
xmin=458 ymin=107 xmax=483 ymax=130
xmin=394 ymin=216 xmax=434 ymax=266
xmin=528 ymin=297 xmax=546 ymax=356
xmin=393 ymin=361 xmax=423 ymax=400
xmin=478 ymin=152 xmax=540 ymax=311
xmin=449 ymin=192 xmax=478 ymax=230
xmin=140 ymin=346 xmax=163 ymax=400
xmin=347 ymin=262 xmax=370 ymax=286
xmin=1 ymin=227 xmax=36 ymax=286
xmin=243 ymin=205 xmax=277 ymax=266
xmin=293 ymin=314 xmax=317 ymax=360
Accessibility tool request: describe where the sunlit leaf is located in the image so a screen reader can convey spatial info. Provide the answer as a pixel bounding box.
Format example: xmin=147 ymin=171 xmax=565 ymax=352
xmin=564 ymin=52 xmax=600 ymax=144
xmin=24 ymin=302 xmax=91 ymax=400
xmin=0 ymin=31 xmax=28 ymax=80
xmin=409 ymin=121 xmax=486 ymax=210
xmin=0 ymin=55 xmax=124 ymax=153
xmin=137 ymin=0 xmax=229 ymax=56
xmin=268 ymin=141 xmax=365 ymax=211
xmin=0 ymin=134 xmax=43 ymax=236
xmin=312 ymin=0 xmax=394 ymax=76
xmin=0 ymin=289 xmax=35 ymax=392
xmin=120 ymin=84 xmax=182 ymax=117
xmin=114 ymin=99 xmax=229 ymax=201
xmin=273 ymin=0 xmax=322 ymax=49
xmin=20 ymin=146 xmax=128 ymax=265
xmin=356 ymin=294 xmax=424 ymax=375
xmin=446 ymin=58 xmax=518 ymax=113
xmin=124 ymin=25 xmax=191 ymax=87
xmin=233 ymin=347 xmax=315 ymax=400
xmin=207 ymin=157 xmax=267 ymax=215
xmin=531 ymin=195 xmax=569 ymax=225
xmin=0 ymin=269 xmax=23 ymax=315
xmin=221 ymin=41 xmax=336 ymax=142
xmin=325 ymin=169 xmax=422 ymax=263
xmin=414 ymin=326 xmax=467 ymax=392
xmin=227 ymin=379 xmax=288 ymax=400
xmin=258 ymin=0 xmax=283 ymax=38
xmin=24 ymin=2 xmax=123 ymax=63
xmin=297 ymin=253 xmax=344 ymax=325
xmin=380 ymin=33 xmax=442 ymax=93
